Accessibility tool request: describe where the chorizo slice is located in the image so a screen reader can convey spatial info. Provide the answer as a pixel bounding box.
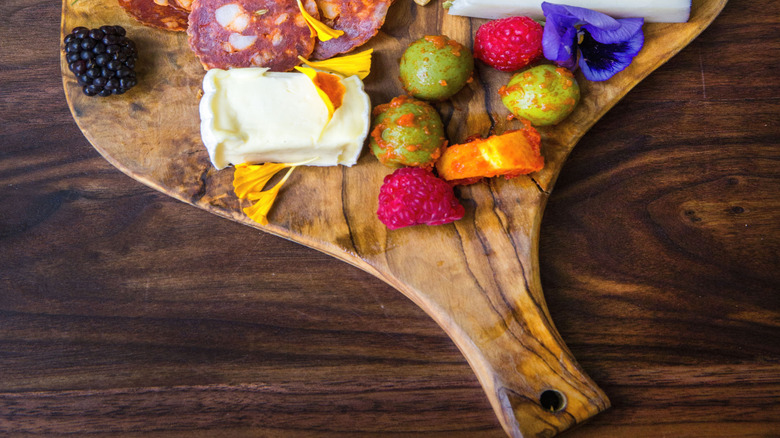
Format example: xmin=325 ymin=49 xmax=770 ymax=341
xmin=312 ymin=0 xmax=393 ymax=60
xmin=188 ymin=0 xmax=319 ymax=71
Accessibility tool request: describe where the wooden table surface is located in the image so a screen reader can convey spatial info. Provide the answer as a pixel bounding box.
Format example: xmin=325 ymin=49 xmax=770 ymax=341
xmin=1 ymin=0 xmax=778 ymax=436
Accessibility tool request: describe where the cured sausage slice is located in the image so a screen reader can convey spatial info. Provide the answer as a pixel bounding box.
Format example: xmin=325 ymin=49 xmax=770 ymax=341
xmin=117 ymin=0 xmax=190 ymax=32
xmin=188 ymin=0 xmax=319 ymax=71
xmin=173 ymin=0 xmax=194 ymax=11
xmin=312 ymin=0 xmax=393 ymax=60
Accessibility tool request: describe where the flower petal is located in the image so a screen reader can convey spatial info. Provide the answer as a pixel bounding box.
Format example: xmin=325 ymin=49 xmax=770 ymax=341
xmin=242 ymin=166 xmax=297 ymax=226
xmin=233 ymin=162 xmax=289 ymax=198
xmin=583 ymin=17 xmax=644 ymax=44
xmin=542 ymin=12 xmax=579 ymax=68
xmin=297 ymin=49 xmax=373 ymax=80
xmin=540 ymin=2 xmax=573 ymax=18
xmin=297 ymin=0 xmax=344 ymax=41
xmin=578 ymin=28 xmax=644 ymax=81
xmin=542 ymin=1 xmax=621 ymax=30
xmin=294 ymin=66 xmax=346 ymax=126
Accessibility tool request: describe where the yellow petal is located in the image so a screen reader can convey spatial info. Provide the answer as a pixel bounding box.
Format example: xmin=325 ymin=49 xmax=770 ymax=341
xmin=297 ymin=0 xmax=344 ymax=41
xmin=232 ymin=162 xmax=289 ymax=199
xmin=298 ymin=49 xmax=372 ymax=80
xmin=294 ymin=66 xmax=346 ymax=124
xmin=242 ymin=166 xmax=297 ymax=226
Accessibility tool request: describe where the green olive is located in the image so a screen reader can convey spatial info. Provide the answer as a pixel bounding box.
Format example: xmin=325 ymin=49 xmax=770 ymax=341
xmin=399 ymin=35 xmax=474 ymax=101
xmin=369 ymin=95 xmax=446 ymax=168
xmin=500 ymin=64 xmax=580 ymax=126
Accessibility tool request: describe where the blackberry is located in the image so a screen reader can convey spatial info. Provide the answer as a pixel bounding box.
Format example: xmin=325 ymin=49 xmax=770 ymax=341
xmin=63 ymin=25 xmax=138 ymax=97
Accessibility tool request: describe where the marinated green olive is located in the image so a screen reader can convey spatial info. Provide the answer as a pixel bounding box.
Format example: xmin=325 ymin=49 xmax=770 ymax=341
xmin=399 ymin=35 xmax=474 ymax=101
xmin=499 ymin=64 xmax=580 ymax=126
xmin=369 ymin=95 xmax=447 ymax=168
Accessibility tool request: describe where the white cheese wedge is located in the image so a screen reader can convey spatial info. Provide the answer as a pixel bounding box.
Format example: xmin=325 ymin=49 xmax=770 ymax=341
xmin=446 ymin=0 xmax=691 ymax=23
xmin=199 ymin=68 xmax=371 ymax=170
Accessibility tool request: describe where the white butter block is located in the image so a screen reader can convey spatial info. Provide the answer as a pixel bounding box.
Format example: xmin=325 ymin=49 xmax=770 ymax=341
xmin=447 ymin=0 xmax=691 ymax=23
xmin=199 ymin=68 xmax=372 ymax=170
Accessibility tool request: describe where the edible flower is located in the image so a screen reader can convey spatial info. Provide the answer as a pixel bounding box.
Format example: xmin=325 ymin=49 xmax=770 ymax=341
xmin=233 ymin=162 xmax=289 ymax=198
xmin=294 ymin=66 xmax=346 ymax=124
xmin=541 ymin=2 xmax=644 ymax=81
xmin=242 ymin=167 xmax=295 ymax=226
xmin=298 ymin=49 xmax=373 ymax=80
xmin=233 ymin=161 xmax=307 ymax=226
xmin=297 ymin=0 xmax=344 ymax=41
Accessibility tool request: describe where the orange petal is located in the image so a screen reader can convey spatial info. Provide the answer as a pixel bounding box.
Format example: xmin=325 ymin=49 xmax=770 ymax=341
xmin=297 ymin=49 xmax=373 ymax=80
xmin=242 ymin=166 xmax=297 ymax=226
xmin=296 ymin=0 xmax=344 ymax=41
xmin=232 ymin=162 xmax=289 ymax=198
xmin=295 ymin=66 xmax=346 ymax=124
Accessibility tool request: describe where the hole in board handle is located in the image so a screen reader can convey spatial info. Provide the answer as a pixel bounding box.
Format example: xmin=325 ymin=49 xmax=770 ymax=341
xmin=539 ymin=389 xmax=566 ymax=412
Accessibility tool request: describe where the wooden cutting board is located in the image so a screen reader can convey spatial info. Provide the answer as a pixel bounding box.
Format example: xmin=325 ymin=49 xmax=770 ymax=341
xmin=60 ymin=1 xmax=727 ymax=436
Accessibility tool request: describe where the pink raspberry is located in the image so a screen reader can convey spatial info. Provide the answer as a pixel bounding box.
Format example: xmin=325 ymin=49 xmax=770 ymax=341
xmin=474 ymin=16 xmax=544 ymax=72
xmin=377 ymin=167 xmax=465 ymax=230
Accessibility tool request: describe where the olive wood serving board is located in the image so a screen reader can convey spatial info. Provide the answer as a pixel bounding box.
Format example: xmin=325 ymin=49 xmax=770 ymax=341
xmin=60 ymin=1 xmax=727 ymax=436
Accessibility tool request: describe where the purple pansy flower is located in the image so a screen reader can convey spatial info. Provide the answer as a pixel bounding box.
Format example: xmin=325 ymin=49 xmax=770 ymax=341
xmin=541 ymin=2 xmax=644 ymax=81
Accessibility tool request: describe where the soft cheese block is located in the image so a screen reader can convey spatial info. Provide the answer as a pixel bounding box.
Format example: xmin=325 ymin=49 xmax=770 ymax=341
xmin=447 ymin=0 xmax=691 ymax=23
xmin=199 ymin=67 xmax=371 ymax=170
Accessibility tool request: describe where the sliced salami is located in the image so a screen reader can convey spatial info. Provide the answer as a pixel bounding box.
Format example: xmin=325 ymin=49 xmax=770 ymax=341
xmin=117 ymin=0 xmax=190 ymax=32
xmin=312 ymin=0 xmax=393 ymax=60
xmin=173 ymin=0 xmax=194 ymax=11
xmin=188 ymin=0 xmax=319 ymax=71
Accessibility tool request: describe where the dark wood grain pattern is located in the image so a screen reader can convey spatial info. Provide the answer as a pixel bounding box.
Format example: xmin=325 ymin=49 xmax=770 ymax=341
xmin=1 ymin=0 xmax=779 ymax=436
xmin=57 ymin=1 xmax=730 ymax=436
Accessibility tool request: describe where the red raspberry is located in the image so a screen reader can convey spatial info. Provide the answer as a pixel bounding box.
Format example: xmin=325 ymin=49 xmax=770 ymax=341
xmin=474 ymin=16 xmax=544 ymax=72
xmin=377 ymin=167 xmax=465 ymax=230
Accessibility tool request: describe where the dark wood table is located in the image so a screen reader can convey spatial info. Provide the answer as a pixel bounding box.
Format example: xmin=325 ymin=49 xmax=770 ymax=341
xmin=2 ymin=0 xmax=778 ymax=436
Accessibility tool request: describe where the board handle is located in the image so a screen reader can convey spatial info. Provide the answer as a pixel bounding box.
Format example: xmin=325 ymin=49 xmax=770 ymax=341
xmin=381 ymin=235 xmax=610 ymax=438
xmin=459 ymin=303 xmax=609 ymax=437
xmin=422 ymin=280 xmax=610 ymax=437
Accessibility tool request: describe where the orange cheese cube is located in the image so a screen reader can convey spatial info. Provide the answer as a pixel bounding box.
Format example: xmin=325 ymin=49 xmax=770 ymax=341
xmin=435 ymin=128 xmax=544 ymax=184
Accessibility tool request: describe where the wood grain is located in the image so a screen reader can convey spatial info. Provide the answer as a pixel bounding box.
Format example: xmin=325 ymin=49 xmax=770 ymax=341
xmin=58 ymin=1 xmax=730 ymax=436
xmin=1 ymin=0 xmax=778 ymax=436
